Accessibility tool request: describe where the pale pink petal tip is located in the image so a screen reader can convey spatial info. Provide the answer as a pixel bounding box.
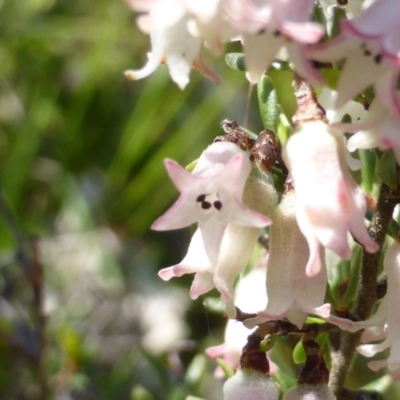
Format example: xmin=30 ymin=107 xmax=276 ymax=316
xmin=158 ymin=267 xmax=176 ymax=281
xmin=205 ymin=344 xmax=226 ymax=359
xmin=365 ymin=240 xmax=379 ymax=254
xmin=312 ymin=303 xmax=331 ymax=319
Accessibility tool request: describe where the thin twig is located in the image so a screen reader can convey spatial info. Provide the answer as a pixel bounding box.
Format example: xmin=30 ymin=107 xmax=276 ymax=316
xmin=329 ymin=183 xmax=400 ymax=398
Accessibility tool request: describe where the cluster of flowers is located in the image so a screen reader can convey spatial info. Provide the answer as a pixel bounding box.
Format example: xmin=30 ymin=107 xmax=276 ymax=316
xmin=126 ymin=0 xmax=400 ymax=162
xmin=125 ymin=0 xmax=400 ymax=398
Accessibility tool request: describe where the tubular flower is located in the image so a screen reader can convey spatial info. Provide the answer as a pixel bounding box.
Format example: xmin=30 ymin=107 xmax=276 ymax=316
xmin=227 ymin=0 xmax=324 ymax=84
xmin=206 ymin=265 xmax=268 ymax=377
xmin=245 ymin=191 xmax=331 ymax=328
xmin=308 ymin=0 xmax=400 ymax=116
xmin=283 ymin=120 xmax=378 ymax=276
xmin=155 ymin=142 xmax=276 ymax=314
xmin=351 ymin=239 xmax=400 ymax=380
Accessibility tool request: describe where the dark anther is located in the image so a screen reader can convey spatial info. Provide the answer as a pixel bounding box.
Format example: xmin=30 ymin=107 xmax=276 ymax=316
xmin=201 ymin=201 xmax=212 ymax=210
xmin=196 ymin=194 xmax=206 ymax=202
xmin=214 ymin=201 xmax=222 ymax=210
xmin=363 ymin=49 xmax=372 ymax=57
xmin=374 ymin=54 xmax=382 ymax=64
xmin=273 ymin=30 xmax=281 ymax=37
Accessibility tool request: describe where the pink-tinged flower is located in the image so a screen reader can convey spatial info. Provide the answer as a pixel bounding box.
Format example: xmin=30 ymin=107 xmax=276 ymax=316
xmin=223 ymin=369 xmax=279 ymax=400
xmin=351 ymin=239 xmax=400 ymax=380
xmin=244 ymin=191 xmax=331 ymax=329
xmin=206 ymin=265 xmax=268 ymax=377
xmin=334 ymin=95 xmax=400 ymax=165
xmin=283 ymin=120 xmax=378 ymax=276
xmin=318 ymin=87 xmax=368 ymax=125
xmin=226 ymin=0 xmax=325 ymax=84
xmin=155 ymin=142 xmax=276 ymax=313
xmin=283 ymin=384 xmax=336 ymax=400
xmin=153 ymin=142 xmax=271 ymax=263
xmin=124 ymin=0 xmax=220 ymax=88
xmin=308 ymin=0 xmax=400 ymax=116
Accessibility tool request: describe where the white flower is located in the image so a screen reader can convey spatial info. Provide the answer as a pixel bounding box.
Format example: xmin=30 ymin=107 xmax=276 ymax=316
xmin=283 ymin=120 xmax=378 ymax=276
xmin=124 ymin=0 xmax=220 ymax=88
xmin=334 ymin=95 xmax=400 ymax=165
xmin=227 ymin=0 xmax=324 ymax=84
xmin=155 ymin=142 xmax=276 ymax=314
xmin=352 ymin=239 xmax=400 ymax=380
xmin=308 ymin=0 xmax=400 ymax=116
xmin=206 ymin=265 xmax=268 ymax=377
xmin=223 ymin=369 xmax=279 ymax=400
xmin=245 ymin=191 xmax=331 ymax=328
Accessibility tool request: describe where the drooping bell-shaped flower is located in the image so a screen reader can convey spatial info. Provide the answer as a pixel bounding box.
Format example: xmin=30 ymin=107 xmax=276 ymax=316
xmin=227 ymin=0 xmax=324 ymax=84
xmin=351 ymin=238 xmax=400 ymax=380
xmin=206 ymin=265 xmax=268 ymax=377
xmin=245 ymin=190 xmax=331 ymax=328
xmin=155 ymin=142 xmax=276 ymax=314
xmin=223 ymin=369 xmax=279 ymax=400
xmin=308 ymin=0 xmax=400 ymax=116
xmin=283 ymin=120 xmax=379 ymax=276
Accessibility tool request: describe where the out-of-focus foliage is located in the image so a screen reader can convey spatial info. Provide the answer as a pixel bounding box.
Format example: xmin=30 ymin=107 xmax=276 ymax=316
xmin=0 ymin=1 xmax=259 ymax=399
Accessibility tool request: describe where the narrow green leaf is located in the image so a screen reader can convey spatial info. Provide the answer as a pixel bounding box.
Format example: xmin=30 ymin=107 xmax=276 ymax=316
xmin=184 ymin=354 xmax=207 ymax=387
xmin=341 ymin=245 xmax=362 ymax=308
xmin=225 ymin=53 xmax=246 ymax=71
xmin=376 ymin=150 xmax=399 ymax=190
xmin=293 ymin=339 xmax=306 ymax=365
xmin=257 ymin=75 xmax=279 ymax=132
xmin=131 ymin=385 xmax=155 ymax=400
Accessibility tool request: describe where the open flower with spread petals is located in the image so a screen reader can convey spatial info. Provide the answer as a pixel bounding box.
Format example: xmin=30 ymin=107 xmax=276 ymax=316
xmin=227 ymin=0 xmax=324 ymax=84
xmin=124 ymin=0 xmax=220 ymax=88
xmin=244 ymin=190 xmax=331 ymax=329
xmin=334 ymin=95 xmax=400 ymax=165
xmin=308 ymin=0 xmax=400 ymax=116
xmin=155 ymin=142 xmax=276 ymax=314
xmin=283 ymin=120 xmax=378 ymax=276
xmin=350 ymin=238 xmax=400 ymax=380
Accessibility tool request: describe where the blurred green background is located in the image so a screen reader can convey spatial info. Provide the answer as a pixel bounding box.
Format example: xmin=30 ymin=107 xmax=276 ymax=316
xmin=0 ymin=0 xmax=266 ymax=398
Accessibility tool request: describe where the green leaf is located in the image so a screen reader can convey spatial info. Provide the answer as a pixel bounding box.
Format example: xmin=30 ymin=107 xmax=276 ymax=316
xmin=184 ymin=354 xmax=207 ymax=388
xmin=376 ymin=150 xmax=399 ymax=190
xmin=225 ymin=53 xmax=246 ymax=71
xmin=257 ymin=75 xmax=279 ymax=132
xmin=293 ymin=339 xmax=306 ymax=365
xmin=341 ymin=245 xmax=362 ymax=308
xmin=131 ymin=385 xmax=155 ymax=400
xmin=272 ymin=369 xmax=297 ymax=390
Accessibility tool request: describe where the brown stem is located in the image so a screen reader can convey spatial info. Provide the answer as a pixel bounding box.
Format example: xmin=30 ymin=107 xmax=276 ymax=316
xmin=329 ymin=184 xmax=400 ymax=398
xmin=29 ymin=237 xmax=48 ymax=400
